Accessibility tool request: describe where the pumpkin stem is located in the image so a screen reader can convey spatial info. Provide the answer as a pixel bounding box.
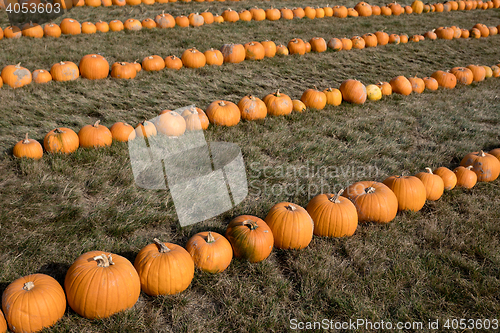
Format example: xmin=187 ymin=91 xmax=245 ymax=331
xmin=313 ymin=85 xmax=318 ymax=91
xmin=465 ymin=165 xmax=473 ymax=170
xmin=330 ymin=188 xmax=344 ymax=203
xmin=15 ymin=62 xmax=21 ymax=68
xmin=53 ymin=128 xmax=63 ymax=134
xmin=93 ymin=120 xmax=101 ymax=127
xmin=275 ymin=89 xmax=281 ymax=97
xmin=365 ymin=186 xmax=376 ymax=194
xmin=219 ymin=101 xmax=227 ymax=107
xmin=285 ymin=204 xmax=297 ymax=211
xmin=206 ymin=231 xmax=216 ymax=243
xmin=479 ymin=150 xmax=486 ymax=157
xmin=425 ymin=167 xmax=433 ymax=174
xmin=23 ymin=281 xmax=35 ymax=291
xmin=240 ymin=220 xmax=259 ymax=230
xmin=23 ymin=133 xmax=30 ymax=144
xmin=153 ymin=238 xmax=171 ymax=253
xmin=93 ymin=254 xmax=114 ymax=267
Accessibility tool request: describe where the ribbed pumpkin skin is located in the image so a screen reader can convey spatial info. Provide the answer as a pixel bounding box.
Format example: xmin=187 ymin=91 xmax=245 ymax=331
xmin=13 ymin=134 xmax=44 ymax=160
xmin=434 ymin=166 xmax=457 ymax=190
xmin=134 ymin=241 xmax=194 ymax=296
xmin=185 ymin=232 xmax=233 ymax=273
xmin=79 ymin=54 xmax=109 ymax=80
xmin=306 ymin=192 xmax=358 ymax=237
xmin=454 ymin=166 xmax=477 ymax=188
xmin=343 ymin=181 xmax=398 ymax=223
xmin=383 ymin=175 xmax=427 ymax=211
xmin=238 ymin=95 xmax=267 ymax=120
xmin=264 ymin=202 xmax=314 ymax=250
xmin=339 ymin=79 xmax=367 ymax=104
xmin=181 ymin=107 xmax=209 ymax=130
xmin=301 ymin=88 xmax=327 ymax=110
xmin=0 ymin=309 xmax=6 ymax=333
xmin=110 ymin=122 xmax=136 ymax=142
xmin=415 ymin=168 xmax=445 ymax=201
xmin=225 ymin=215 xmax=274 ymax=263
xmin=206 ymin=100 xmax=241 ymax=126
xmin=78 ymin=121 xmax=113 ymax=148
xmin=220 ymin=43 xmax=246 ymax=63
xmin=460 ymin=151 xmax=500 ymax=182
xmin=65 ymin=251 xmax=140 ymax=319
xmin=489 ymin=148 xmax=500 ymax=161
xmin=44 ymin=127 xmax=80 ymax=153
xmin=390 ymin=76 xmax=413 ymax=95
xmin=2 ymin=274 xmax=66 ymax=333
xmin=263 ymin=91 xmax=293 ymax=116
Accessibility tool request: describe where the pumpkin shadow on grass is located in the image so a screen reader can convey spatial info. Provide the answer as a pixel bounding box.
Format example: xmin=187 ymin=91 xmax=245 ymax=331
xmin=37 ymin=262 xmax=71 ymax=287
xmin=116 ymin=251 xmax=138 ymax=265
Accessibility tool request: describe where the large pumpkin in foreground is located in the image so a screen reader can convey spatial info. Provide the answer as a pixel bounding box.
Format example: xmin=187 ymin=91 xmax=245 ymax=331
xmin=2 ymin=274 xmax=66 ymax=333
xmin=460 ymin=150 xmax=500 ymax=182
xmin=65 ymin=251 xmax=140 ymax=319
xmin=264 ymin=202 xmax=314 ymax=249
xmin=134 ymin=239 xmax=194 ymax=296
xmin=225 ymin=215 xmax=274 ymax=263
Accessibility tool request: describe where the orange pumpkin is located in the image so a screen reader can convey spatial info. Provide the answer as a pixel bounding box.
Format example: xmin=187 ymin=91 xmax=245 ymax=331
xmin=60 ymin=18 xmax=81 ymax=35
xmin=301 ymin=87 xmax=327 ymax=110
xmin=390 ymin=76 xmax=412 ymax=95
xmin=78 ymin=120 xmax=112 ymax=148
xmin=377 ymin=82 xmax=392 ymax=95
xmin=206 ymin=100 xmax=241 ymax=126
xmin=408 ymin=76 xmax=425 ymax=93
xmin=44 ymin=127 xmax=79 ymax=153
xmin=261 ymin=40 xmax=277 ymax=57
xmin=454 ymin=166 xmax=477 ymax=188
xmin=79 ymin=54 xmax=109 ymax=80
xmin=323 ymin=87 xmax=343 ymax=106
xmin=13 ymin=133 xmax=44 ymax=159
xmin=434 ymin=166 xmax=457 ymax=190
xmin=466 ymin=65 xmax=486 ymax=82
xmin=50 ymin=61 xmax=79 ymax=82
xmin=423 ymin=77 xmax=439 ymax=90
xmin=383 ymin=175 xmax=427 ymax=211
xmin=142 ymin=55 xmax=165 ymax=71
xmin=288 ymin=38 xmax=306 ymax=55
xmin=238 ymin=95 xmax=267 ymax=120
xmin=450 ymin=67 xmax=474 ymax=85
xmin=220 ymin=43 xmax=246 ymax=63
xmin=109 ymin=20 xmax=124 ymax=31
xmin=181 ymin=48 xmax=207 ymax=68
xmin=95 ymin=21 xmax=109 ymax=32
xmin=155 ymin=111 xmax=186 ymax=136
xmin=415 ymin=168 xmax=445 ymax=201
xmin=181 ymin=106 xmax=209 ymax=130
xmin=263 ymin=90 xmax=293 ymax=116
xmin=460 ymin=150 xmax=500 ymax=182
xmin=135 ymin=120 xmax=157 ymax=138
xmin=309 ymin=37 xmax=327 ymax=52
xmin=21 ymin=21 xmax=44 ymax=38
xmin=110 ymin=122 xmax=136 ymax=142
xmin=32 ymin=69 xmax=52 ymax=84
xmin=164 ymin=55 xmax=183 ymax=70
xmin=292 ymin=100 xmax=307 ymax=112
xmin=244 ymin=41 xmax=265 ymax=60
xmin=327 ymin=38 xmax=343 ymax=51
xmin=431 ymin=70 xmax=457 ymax=89
xmin=43 ymin=23 xmax=62 ymax=37
xmin=185 ymin=231 xmax=233 ymax=273
xmin=339 ymin=79 xmax=366 ymax=104
xmin=203 ymin=49 xmax=224 ymax=66
xmin=111 ymin=62 xmax=136 ymax=79
xmin=1 ymin=63 xmax=32 ymax=88
xmin=265 ymin=202 xmax=314 ymax=249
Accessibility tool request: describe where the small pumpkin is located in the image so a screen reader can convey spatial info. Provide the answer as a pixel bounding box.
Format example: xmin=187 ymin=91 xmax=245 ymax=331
xmin=265 ymin=7 xmax=281 ymax=20
xmin=108 ymin=20 xmax=124 ymax=31
xmin=261 ymin=40 xmax=277 ymax=57
xmin=276 ymin=45 xmax=289 ymax=55
xmin=340 ymin=37 xmax=353 ymax=50
xmin=181 ymin=106 xmax=210 ymax=130
xmin=263 ymin=90 xmax=293 ymax=116
xmin=415 ymin=167 xmax=445 ymax=201
xmin=225 ymin=215 xmax=274 ymax=263
xmin=454 ymin=165 xmax=477 ymax=188
xmin=351 ymin=36 xmax=366 ymax=49
xmin=181 ymin=48 xmax=206 ymax=68
xmin=43 ymin=23 xmax=62 ymax=37
xmin=383 ymin=175 xmax=427 ymax=211
xmin=355 ymin=1 xmax=373 ymax=16
xmin=306 ymin=189 xmax=358 ymax=237
xmin=287 ymin=38 xmax=306 ymax=55
xmin=44 ymin=127 xmax=79 ymax=153
xmin=388 ymin=34 xmax=400 ymax=44
xmin=111 ymin=62 xmax=136 ymax=79
xmin=156 ymin=111 xmax=186 ymax=136
xmin=32 ymin=69 xmax=52 ymax=84
xmin=78 ymin=120 xmax=113 ymax=148
xmin=13 ymin=133 xmax=43 ymax=159
xmin=362 ymin=33 xmax=378 ymax=47
xmin=376 ymin=81 xmax=392 ymax=95
xmin=185 ymin=231 xmax=233 ymax=273
xmin=460 ymin=150 xmax=500 ymax=182
xmin=450 ymin=67 xmax=474 ymax=85
xmin=110 ymin=122 xmax=136 ymax=142
xmin=79 ymin=54 xmax=109 ymax=80
xmin=188 ymin=13 xmax=204 ymax=27
xmin=239 ymin=9 xmax=253 ymax=21
xmin=309 ymin=37 xmax=327 ymax=52
xmin=65 ymin=251 xmax=140 ymax=319
xmin=244 ymin=41 xmax=265 ymax=60
xmin=135 ymin=120 xmax=157 ymax=138
xmin=339 ymin=79 xmax=367 ymax=104
xmin=423 ymin=77 xmax=439 ymax=90
xmin=124 ymin=18 xmax=142 ymax=31
xmin=1 ymin=63 xmax=32 ymax=88
xmin=134 ymin=239 xmax=194 ymax=296
xmin=238 ymin=95 xmax=267 ymax=120
xmin=466 ymin=65 xmax=486 ymax=82
xmin=95 ymin=20 xmax=109 ymax=32
xmin=60 ymin=18 xmax=81 ymax=35
xmin=366 ymin=84 xmax=382 ymax=101
xmin=327 ymin=38 xmax=343 ymax=51
xmin=164 ymin=55 xmax=183 ymax=70
xmin=390 ymin=76 xmax=412 ymax=95
xmin=251 ymin=7 xmax=267 ymax=20
xmin=51 ymin=61 xmax=79 ymax=81
xmin=204 ymin=49 xmax=224 ymax=66
xmin=431 ymin=70 xmax=457 ymax=89
xmin=375 ymin=31 xmax=390 ymax=45
xmin=2 ymin=274 xmax=66 ymax=333
xmin=142 ymin=55 xmax=165 ymax=71
xmin=3 ymin=26 xmax=22 ymax=39
xmin=21 ymin=21 xmax=44 ymax=38
xmin=155 ymin=12 xmax=175 ymax=28
xmin=434 ymin=166 xmax=457 ymax=190
xmin=222 ymin=8 xmax=239 ymax=22
xmin=206 ymin=100 xmax=241 ymax=126
xmin=301 ymin=86 xmax=327 ymax=110
xmin=81 ymin=22 xmax=97 ymax=34
xmin=142 ymin=18 xmax=157 ymax=29
xmin=220 ymin=43 xmax=246 ymax=63
xmin=292 ymin=100 xmax=307 ymax=112
xmin=264 ymin=202 xmax=314 ymax=250
xmin=323 ymin=87 xmax=342 ymax=106
xmin=408 ymin=76 xmax=425 ymax=93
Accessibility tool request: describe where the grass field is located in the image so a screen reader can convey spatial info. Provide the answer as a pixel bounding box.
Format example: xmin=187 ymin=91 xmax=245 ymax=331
xmin=1 ymin=2 xmax=500 ymax=332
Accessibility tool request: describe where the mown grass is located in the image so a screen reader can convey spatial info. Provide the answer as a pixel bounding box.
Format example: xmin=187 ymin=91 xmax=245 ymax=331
xmin=1 ymin=2 xmax=500 ymax=332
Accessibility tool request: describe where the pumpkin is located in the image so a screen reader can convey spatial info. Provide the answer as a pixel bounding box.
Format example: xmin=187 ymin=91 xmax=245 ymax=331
xmin=220 ymin=43 xmax=246 ymax=63
xmin=306 ymin=189 xmax=358 ymax=237
xmin=111 ymin=62 xmax=136 ymax=79
xmin=142 ymin=18 xmax=157 ymax=29
xmin=213 ymin=15 xmax=224 ymax=24
xmin=43 ymin=23 xmax=62 ymax=37
xmin=206 ymin=100 xmax=241 ymax=126
xmin=415 ymin=167 xmax=445 ymax=201
xmin=473 ymin=23 xmax=489 ymax=37
xmin=238 ymin=95 xmax=267 ymax=120
xmin=188 ymin=13 xmax=204 ymax=27
xmin=32 ymin=69 xmax=52 ymax=84
xmin=239 ymin=9 xmax=253 ymax=21
xmin=454 ymin=166 xmax=477 ymax=188
xmin=315 ymin=7 xmax=325 ymax=18
xmin=263 ymin=90 xmax=293 ymax=116
xmin=340 ymin=38 xmax=353 ymax=51
xmin=435 ymin=27 xmax=454 ymax=39
xmin=156 ymin=12 xmax=175 ymax=28
xmin=134 ymin=239 xmax=194 ymax=295
xmin=363 ymin=33 xmax=378 ymax=47
xmin=347 ymin=7 xmax=359 ymax=16
xmin=50 ymin=61 xmax=80 ymax=82
xmin=376 ymin=82 xmax=392 ymax=95
xmin=309 ymin=37 xmax=327 ymax=52
xmin=204 ymin=49 xmax=224 ymax=66
xmin=351 ymin=36 xmax=365 ymax=49
xmin=265 ymin=7 xmax=281 ymax=20
xmin=470 ymin=28 xmax=481 ymax=38
xmin=81 ymin=22 xmax=97 ymax=34
xmin=383 ymin=175 xmax=427 ymax=211
xmin=304 ymin=6 xmax=316 ymax=18
xmin=343 ymin=181 xmax=398 ymax=223
xmin=78 ymin=120 xmax=112 ymax=148
xmin=390 ymin=76 xmax=412 ymax=95
xmin=44 ymin=127 xmax=79 ymax=153
xmin=225 ymin=215 xmax=274 ymax=262
xmin=489 ymin=148 xmax=500 ymax=160
xmin=164 ymin=56 xmax=183 ymax=70
xmin=431 ymin=70 xmax=457 ymax=89
xmin=0 ymin=310 xmax=5 ymax=333
xmin=332 ymin=5 xmax=348 ymax=17
xmin=434 ymin=166 xmax=457 ymax=190
xmin=466 ymin=65 xmax=486 ymax=82
xmin=142 ymin=55 xmax=165 ymax=71
xmin=408 ymin=76 xmax=425 ymax=93
xmin=292 ymin=100 xmax=307 ymax=112
xmin=65 ymin=251 xmax=140 ymax=319
xmin=95 ymin=21 xmax=109 ymax=32
xmin=423 ymin=77 xmax=439 ymax=90
xmin=156 ymin=111 xmax=186 ymax=136
xmin=323 ymin=88 xmax=342 ymax=106
xmin=2 ymin=274 xmax=66 ymax=333
xmin=301 ymin=87 xmax=327 ymax=110
xmin=288 ymin=38 xmax=306 ymax=55
xmin=261 ymin=40 xmax=276 ymax=57
xmin=4 ymin=26 xmax=22 ymax=39
xmin=483 ymin=66 xmax=493 ymax=78
xmin=85 ymin=0 xmax=101 ymax=5
xmin=281 ymin=8 xmax=294 ymax=19
xmin=222 ymin=8 xmax=239 ymax=22
xmin=181 ymin=48 xmax=206 ymax=68
xmin=109 ymin=20 xmax=124 ymax=31
xmin=375 ymin=31 xmax=389 ymax=45
xmin=135 ymin=120 xmax=157 ymax=138
xmin=251 ymin=7 xmax=267 ymax=20
xmin=366 ymin=84 xmax=382 ymax=101
xmin=185 ymin=231 xmax=233 ymax=273
xmin=264 ymin=202 xmax=314 ymax=249
xmin=244 ymin=41 xmax=265 ymax=60
xmin=355 ymin=1 xmax=373 ymax=15
xmin=327 ymin=38 xmax=343 ymax=51
xmin=399 ymin=34 xmax=409 ymax=43
xmin=60 ymin=18 xmax=81 ymax=35
xmin=1 ymin=63 xmax=32 ymax=88
xmin=339 ymin=79 xmax=367 ymax=104
xmin=390 ymin=33 xmax=404 ymax=43
xmin=21 ymin=22 xmax=44 ymax=38
xmin=450 ymin=67 xmax=474 ymax=85
xmin=371 ymin=5 xmax=381 ymax=15
xmin=412 ymin=0 xmax=424 ymax=12
xmin=181 ymin=106 xmax=209 ymax=130
xmin=460 ymin=150 xmax=500 ymax=182
xmin=276 ymin=45 xmax=289 ymax=55
xmin=13 ymin=133 xmax=43 ymax=159
xmin=110 ymin=122 xmax=136 ymax=141
xmin=79 ymin=54 xmax=109 ymax=80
